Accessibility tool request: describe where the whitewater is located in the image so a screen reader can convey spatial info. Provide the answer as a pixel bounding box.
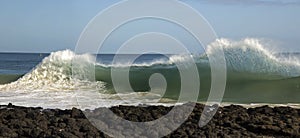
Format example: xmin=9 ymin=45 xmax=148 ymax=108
xmin=0 ymin=38 xmax=300 ymax=109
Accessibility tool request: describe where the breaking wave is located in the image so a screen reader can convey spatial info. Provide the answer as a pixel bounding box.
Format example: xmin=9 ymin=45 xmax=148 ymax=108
xmin=0 ymin=50 xmax=105 ymax=92
xmin=0 ymin=38 xmax=299 ymax=104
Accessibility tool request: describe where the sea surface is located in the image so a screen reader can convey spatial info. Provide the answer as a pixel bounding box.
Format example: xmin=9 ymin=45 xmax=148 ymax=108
xmin=0 ymin=38 xmax=300 ymax=109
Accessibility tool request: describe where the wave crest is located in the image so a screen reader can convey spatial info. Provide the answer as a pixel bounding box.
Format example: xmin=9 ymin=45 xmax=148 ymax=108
xmin=0 ymin=50 xmax=105 ymax=92
xmin=207 ymin=38 xmax=300 ymax=77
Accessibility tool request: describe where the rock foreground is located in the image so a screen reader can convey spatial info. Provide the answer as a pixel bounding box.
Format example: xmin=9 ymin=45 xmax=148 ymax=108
xmin=0 ymin=103 xmax=299 ymax=138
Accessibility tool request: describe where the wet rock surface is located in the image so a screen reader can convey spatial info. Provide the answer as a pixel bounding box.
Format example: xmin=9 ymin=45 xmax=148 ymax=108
xmin=0 ymin=103 xmax=299 ymax=137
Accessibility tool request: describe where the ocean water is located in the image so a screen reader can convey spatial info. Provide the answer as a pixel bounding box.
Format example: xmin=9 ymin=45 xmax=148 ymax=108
xmin=0 ymin=38 xmax=300 ymax=109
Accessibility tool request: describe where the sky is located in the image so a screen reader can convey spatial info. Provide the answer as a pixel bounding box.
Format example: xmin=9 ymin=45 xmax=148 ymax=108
xmin=0 ymin=0 xmax=299 ymax=53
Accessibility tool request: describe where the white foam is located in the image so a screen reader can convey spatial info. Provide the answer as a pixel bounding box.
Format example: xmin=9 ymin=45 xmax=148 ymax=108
xmin=0 ymin=90 xmax=176 ymax=109
xmin=96 ymin=54 xmax=195 ymax=68
xmin=0 ymin=49 xmax=104 ymax=92
xmin=207 ymin=38 xmax=300 ymax=77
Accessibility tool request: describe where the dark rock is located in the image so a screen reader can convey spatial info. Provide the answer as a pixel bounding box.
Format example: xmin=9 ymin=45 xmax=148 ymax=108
xmin=0 ymin=103 xmax=299 ymax=137
xmin=71 ymin=107 xmax=84 ymax=118
xmin=7 ymin=103 xmax=13 ymax=108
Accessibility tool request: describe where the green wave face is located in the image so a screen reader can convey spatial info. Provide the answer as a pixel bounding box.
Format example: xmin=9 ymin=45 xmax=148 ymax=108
xmin=94 ymin=63 xmax=300 ymax=104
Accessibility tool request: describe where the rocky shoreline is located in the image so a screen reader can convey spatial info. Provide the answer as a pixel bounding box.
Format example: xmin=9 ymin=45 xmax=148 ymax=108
xmin=0 ymin=103 xmax=299 ymax=137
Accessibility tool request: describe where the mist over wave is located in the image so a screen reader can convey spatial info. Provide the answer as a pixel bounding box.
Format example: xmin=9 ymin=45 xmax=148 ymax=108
xmin=208 ymin=38 xmax=300 ymax=77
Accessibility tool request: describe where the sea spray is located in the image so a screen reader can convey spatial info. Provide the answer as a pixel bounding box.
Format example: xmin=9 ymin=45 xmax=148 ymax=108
xmin=207 ymin=38 xmax=300 ymax=78
xmin=0 ymin=50 xmax=105 ymax=92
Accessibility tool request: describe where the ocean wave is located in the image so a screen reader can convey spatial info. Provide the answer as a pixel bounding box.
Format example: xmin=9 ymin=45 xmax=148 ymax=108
xmin=0 ymin=50 xmax=106 ymax=92
xmin=97 ymin=38 xmax=300 ymax=78
xmin=1 ymin=38 xmax=300 ymax=92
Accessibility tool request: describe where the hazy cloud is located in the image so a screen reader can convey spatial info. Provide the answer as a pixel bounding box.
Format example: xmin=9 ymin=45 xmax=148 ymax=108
xmin=199 ymin=0 xmax=300 ymax=6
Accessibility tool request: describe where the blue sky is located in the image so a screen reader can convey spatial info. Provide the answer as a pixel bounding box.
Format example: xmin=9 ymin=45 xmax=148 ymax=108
xmin=0 ymin=0 xmax=299 ymax=53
